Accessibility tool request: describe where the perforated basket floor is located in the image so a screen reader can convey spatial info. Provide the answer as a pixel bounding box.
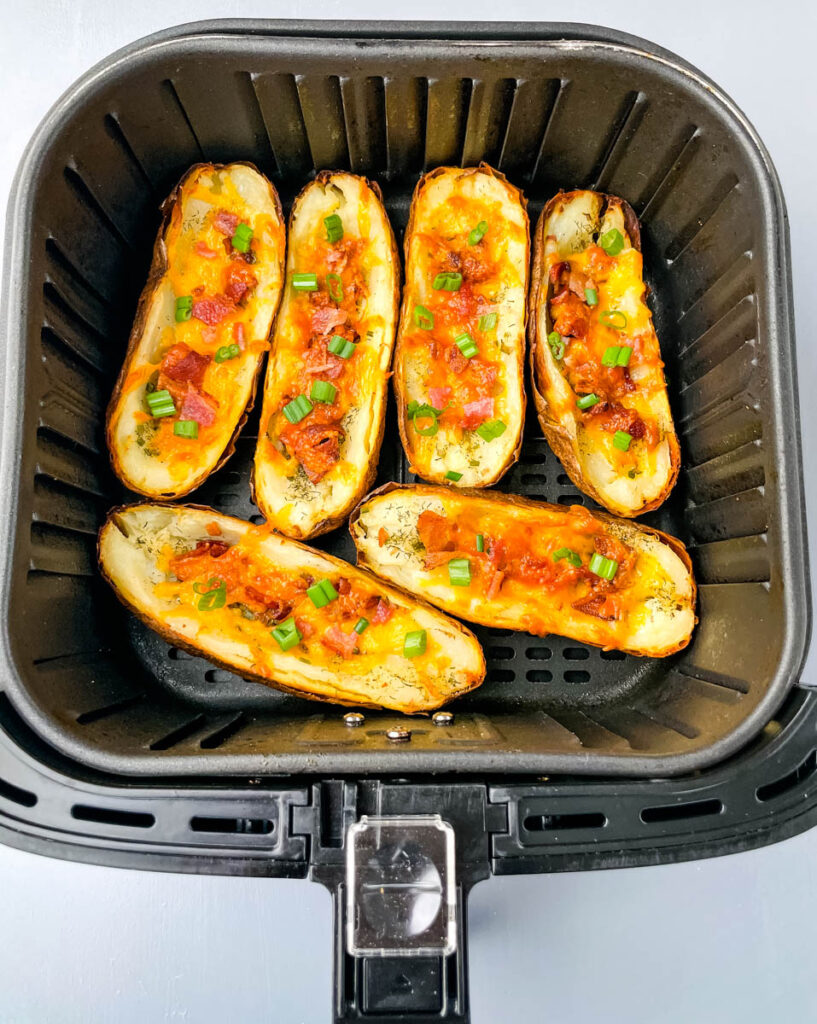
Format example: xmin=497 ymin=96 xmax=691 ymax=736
xmin=0 ymin=21 xmax=808 ymax=776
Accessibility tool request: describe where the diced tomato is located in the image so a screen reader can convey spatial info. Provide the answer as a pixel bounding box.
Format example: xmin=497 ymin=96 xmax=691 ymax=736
xmin=192 ymin=296 xmax=234 ymax=325
xmin=429 ymin=386 xmax=452 ymax=410
xmin=213 ymin=210 xmax=239 ymax=236
xmin=462 ymin=396 xmax=493 ymax=428
xmin=321 ymin=625 xmax=358 ymax=659
xmin=179 ymin=386 xmax=218 ymax=427
xmin=372 ymin=599 xmax=393 ymax=625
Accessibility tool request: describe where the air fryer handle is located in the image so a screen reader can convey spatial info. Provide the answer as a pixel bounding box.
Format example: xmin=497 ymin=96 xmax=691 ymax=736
xmin=330 ymin=879 xmax=473 ymax=1023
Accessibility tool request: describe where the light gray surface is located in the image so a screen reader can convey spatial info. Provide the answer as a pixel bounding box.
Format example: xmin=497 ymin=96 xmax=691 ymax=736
xmin=0 ymin=1 xmax=815 ymax=1022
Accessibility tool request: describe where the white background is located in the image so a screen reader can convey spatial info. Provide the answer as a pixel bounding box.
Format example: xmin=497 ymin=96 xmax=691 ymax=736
xmin=1 ymin=2 xmax=816 ymax=1022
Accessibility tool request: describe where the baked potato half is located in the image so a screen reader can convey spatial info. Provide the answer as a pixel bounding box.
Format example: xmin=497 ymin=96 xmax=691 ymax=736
xmin=394 ymin=164 xmax=528 ymax=487
xmin=107 ymin=162 xmax=285 ymax=498
xmin=530 ymin=190 xmax=680 ymax=516
xmin=351 ymin=484 xmax=696 ymax=658
xmin=253 ymin=172 xmax=399 ymax=538
xmin=99 ymin=504 xmax=483 ymax=713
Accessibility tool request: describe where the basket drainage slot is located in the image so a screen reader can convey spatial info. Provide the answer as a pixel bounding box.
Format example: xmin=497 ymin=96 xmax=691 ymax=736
xmin=0 ymin=776 xmax=37 ymax=808
xmin=190 ymin=816 xmax=273 ymax=835
xmin=524 ymin=811 xmax=606 ymax=832
xmin=71 ymin=804 xmax=155 ymax=828
xmin=756 ymin=750 xmax=817 ymax=802
xmin=640 ymin=798 xmax=723 ymax=823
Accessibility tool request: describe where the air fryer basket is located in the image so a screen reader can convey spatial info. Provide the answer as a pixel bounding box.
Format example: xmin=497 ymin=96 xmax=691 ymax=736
xmin=0 ymin=20 xmax=808 ymax=782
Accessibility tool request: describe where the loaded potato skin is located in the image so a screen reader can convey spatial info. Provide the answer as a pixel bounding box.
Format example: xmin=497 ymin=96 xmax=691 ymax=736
xmin=107 ymin=162 xmax=286 ymax=498
xmin=529 ymin=190 xmax=680 ymax=517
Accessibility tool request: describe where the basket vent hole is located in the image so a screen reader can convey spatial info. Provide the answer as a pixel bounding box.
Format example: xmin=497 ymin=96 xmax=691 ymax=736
xmin=557 ymin=473 xmax=572 ymax=485
xmin=488 ymin=669 xmax=515 ymax=683
xmin=526 ymin=669 xmax=552 ymax=683
xmin=557 ymin=493 xmax=585 ymax=505
xmin=486 ymin=646 xmax=514 ymax=660
xmin=600 ymin=649 xmax=627 ymax=661
xmin=0 ymin=776 xmax=37 ymax=808
xmin=563 ymin=647 xmax=590 ymax=661
xmin=521 ymin=473 xmax=546 ymax=487
xmin=168 ymin=646 xmax=195 ymax=661
xmin=71 ymin=804 xmax=154 ymax=829
xmin=190 ymin=816 xmax=273 ymax=835
xmin=525 ymin=647 xmax=552 ymax=661
xmin=564 ymin=670 xmax=591 ymax=683
xmin=756 ymin=750 xmax=817 ymax=802
xmin=524 ymin=811 xmax=606 ymax=832
xmin=640 ymin=798 xmax=723 ymax=824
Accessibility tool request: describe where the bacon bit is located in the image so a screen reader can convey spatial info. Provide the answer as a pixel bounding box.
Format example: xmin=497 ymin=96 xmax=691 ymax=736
xmin=286 ymin=420 xmax=343 ymax=483
xmin=446 ymin=344 xmax=469 ymax=375
xmin=462 ymin=396 xmax=494 ymax=429
xmin=160 ymin=343 xmax=210 ymax=388
xmin=170 ymin=540 xmax=230 ymax=578
xmin=572 ymin=593 xmax=621 ymax=620
xmin=549 ymin=261 xmax=570 ymax=285
xmin=304 ymin=338 xmax=345 ymax=380
xmin=213 ymin=210 xmax=239 ymax=236
xmin=180 ymin=386 xmax=218 ymax=427
xmin=568 ymin=266 xmax=593 ymax=299
xmin=337 ymin=578 xmax=351 ymax=595
xmin=486 ymin=569 xmax=505 ymax=599
xmin=429 ymin=386 xmax=452 ymax=410
xmin=223 ymin=262 xmax=258 ymax=304
xmin=378 ymin=528 xmax=389 ymax=547
xmin=551 ymin=293 xmax=590 ymax=340
xmin=192 ymin=295 xmax=234 ymax=326
xmin=586 ymin=245 xmax=615 ymax=278
xmin=372 ymin=599 xmax=393 ymax=625
xmin=417 ymin=510 xmax=456 ymax=552
xmin=295 ymin=616 xmax=314 ymax=639
xmin=588 ymin=401 xmax=650 ymax=444
xmin=424 ymin=549 xmax=470 ymax=569
xmin=233 ymin=322 xmax=246 ymax=350
xmin=206 ymin=522 xmax=222 ymax=537
xmin=195 ymin=241 xmax=218 ymax=259
xmin=459 ymin=248 xmax=492 ymax=283
xmin=321 ymin=624 xmax=358 ymax=659
xmin=311 ymin=303 xmax=348 ymax=336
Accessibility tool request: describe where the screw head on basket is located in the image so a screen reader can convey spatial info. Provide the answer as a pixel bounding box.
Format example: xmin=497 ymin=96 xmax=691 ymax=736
xmin=386 ymin=727 xmax=411 ymax=743
xmin=343 ymin=712 xmax=365 ymax=727
xmin=432 ymin=711 xmax=454 ymax=726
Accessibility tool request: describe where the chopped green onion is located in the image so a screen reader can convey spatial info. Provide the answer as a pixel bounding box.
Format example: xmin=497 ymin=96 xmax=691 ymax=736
xmin=194 ymin=577 xmax=226 ymax=611
xmin=455 ymin=333 xmax=479 ymax=359
xmin=479 ymin=312 xmax=498 ymax=331
xmin=476 ymin=533 xmax=485 ymax=553
xmin=476 ymin=419 xmax=507 ymax=442
xmin=599 ymin=228 xmax=624 ymax=256
xmin=576 ymin=393 xmax=599 ymax=410
xmin=326 ymin=272 xmax=343 ymax=302
xmin=613 ymin=430 xmax=633 ymax=451
xmin=283 ymin=395 xmax=313 ymax=424
xmin=599 ymin=309 xmax=628 ymax=330
xmin=231 ymin=222 xmax=253 ymax=253
xmin=468 ymin=220 xmax=488 ymax=245
xmin=324 ymin=213 xmax=343 ymax=243
xmin=585 ymin=287 xmax=598 ymax=307
xmin=432 ymin=272 xmax=463 ymax=292
xmin=601 ymin=346 xmax=621 ymax=367
xmin=306 ymin=578 xmax=339 ymax=608
xmin=408 ymin=402 xmax=443 ymax=437
xmin=413 ymin=305 xmax=434 ymax=330
xmin=310 ymin=380 xmax=337 ymax=404
xmin=403 ymin=629 xmax=427 ymax=658
xmin=292 ymin=272 xmax=318 ymax=292
xmin=448 ymin=558 xmax=471 ymax=587
xmin=589 ymin=553 xmax=618 ymax=581
xmin=215 ymin=343 xmax=241 ymax=363
xmin=173 ymin=419 xmax=199 ymax=439
xmin=547 ymin=331 xmax=565 ymax=360
xmin=445 ymin=470 xmax=463 ymax=482
xmin=616 ymin=346 xmax=633 ymax=367
xmin=553 ymin=547 xmax=582 ymax=568
xmin=146 ymin=389 xmax=176 ymax=418
xmin=271 ymin=616 xmax=302 ymax=651
xmin=353 ymin=617 xmax=369 ymax=635
xmin=175 ymin=295 xmax=193 ymax=322
xmin=328 ymin=334 xmax=357 ymax=359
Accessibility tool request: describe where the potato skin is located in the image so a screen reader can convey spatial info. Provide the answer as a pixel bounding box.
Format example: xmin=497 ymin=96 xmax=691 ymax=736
xmin=350 ymin=483 xmax=697 ymax=658
xmin=394 ymin=164 xmax=528 ymax=487
xmin=529 ymin=190 xmax=680 ymax=517
xmin=99 ymin=502 xmax=485 ymax=714
xmin=252 ymin=171 xmax=400 ymax=539
xmin=106 ymin=162 xmax=285 ymax=499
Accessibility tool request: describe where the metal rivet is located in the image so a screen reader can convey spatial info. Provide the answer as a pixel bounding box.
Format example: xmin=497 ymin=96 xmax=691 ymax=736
xmin=432 ymin=711 xmax=454 ymax=726
xmin=386 ymin=727 xmax=411 ymax=743
xmin=344 ymin=712 xmax=365 ymax=727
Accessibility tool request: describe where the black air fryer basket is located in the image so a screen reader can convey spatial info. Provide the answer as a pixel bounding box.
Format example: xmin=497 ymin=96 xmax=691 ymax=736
xmin=0 ymin=20 xmax=811 ymax=1023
